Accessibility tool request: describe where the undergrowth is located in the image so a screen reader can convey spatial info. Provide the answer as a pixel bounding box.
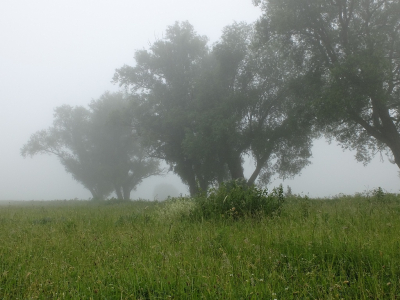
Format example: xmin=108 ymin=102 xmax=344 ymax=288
xmin=189 ymin=180 xmax=284 ymax=221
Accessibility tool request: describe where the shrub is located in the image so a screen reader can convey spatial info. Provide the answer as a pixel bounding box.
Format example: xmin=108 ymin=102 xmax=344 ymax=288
xmin=190 ymin=179 xmax=284 ymax=220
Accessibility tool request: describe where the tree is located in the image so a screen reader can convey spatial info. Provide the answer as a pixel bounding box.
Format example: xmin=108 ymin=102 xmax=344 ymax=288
xmin=184 ymin=22 xmax=314 ymax=186
xmin=114 ymin=21 xmax=217 ymax=195
xmin=88 ymin=92 xmax=161 ymax=200
xmin=255 ymin=0 xmax=400 ymax=168
xmin=21 ymin=92 xmax=161 ymax=200
xmin=115 ymin=21 xmax=314 ymax=194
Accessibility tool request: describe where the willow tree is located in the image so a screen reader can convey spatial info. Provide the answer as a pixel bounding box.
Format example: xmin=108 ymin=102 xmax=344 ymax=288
xmin=115 ymin=21 xmax=314 ymax=193
xmin=185 ymin=22 xmax=314 ymax=186
xmin=21 ymin=92 xmax=160 ymax=200
xmin=114 ymin=22 xmax=224 ymax=195
xmin=255 ymin=0 xmax=400 ymax=168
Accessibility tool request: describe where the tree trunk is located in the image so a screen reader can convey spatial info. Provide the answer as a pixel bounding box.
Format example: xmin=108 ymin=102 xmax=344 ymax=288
xmin=187 ymin=178 xmax=198 ymax=197
xmin=247 ymin=150 xmax=273 ymax=186
xmin=376 ymin=103 xmax=400 ymax=169
xmin=227 ymin=152 xmax=244 ymax=180
xmin=184 ymin=170 xmax=199 ymax=197
xmin=176 ymin=161 xmax=199 ymax=197
xmin=122 ymin=185 xmax=131 ymax=200
xmin=380 ymin=128 xmax=400 ymax=170
xmin=114 ymin=185 xmax=123 ymax=200
xmin=352 ymin=101 xmax=400 ymax=170
xmin=247 ymin=162 xmax=265 ymax=186
xmin=198 ymin=177 xmax=208 ymax=194
xmin=90 ymin=191 xmax=98 ymax=200
xmin=89 ymin=188 xmax=102 ymax=200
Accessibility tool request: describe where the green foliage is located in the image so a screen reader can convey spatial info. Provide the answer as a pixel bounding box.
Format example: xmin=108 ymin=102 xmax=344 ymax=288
xmin=255 ymin=0 xmax=400 ymax=168
xmin=114 ymin=21 xmax=212 ymax=196
xmin=115 ymin=21 xmax=314 ymax=195
xmin=190 ymin=180 xmax=284 ymax=220
xmin=21 ymin=92 xmax=161 ymax=200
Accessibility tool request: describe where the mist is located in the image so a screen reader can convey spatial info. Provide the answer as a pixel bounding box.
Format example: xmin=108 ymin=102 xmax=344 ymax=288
xmin=1 ymin=0 xmax=399 ymax=201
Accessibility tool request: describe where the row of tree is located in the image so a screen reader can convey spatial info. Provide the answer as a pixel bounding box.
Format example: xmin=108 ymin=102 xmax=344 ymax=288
xmin=22 ymin=0 xmax=400 ymax=199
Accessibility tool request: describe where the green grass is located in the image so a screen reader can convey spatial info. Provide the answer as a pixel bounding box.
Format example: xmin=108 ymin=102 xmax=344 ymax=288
xmin=1 ymin=194 xmax=400 ymax=299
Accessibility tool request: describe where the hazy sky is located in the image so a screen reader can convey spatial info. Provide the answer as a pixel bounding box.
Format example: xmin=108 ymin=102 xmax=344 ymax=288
xmin=1 ymin=0 xmax=398 ymax=200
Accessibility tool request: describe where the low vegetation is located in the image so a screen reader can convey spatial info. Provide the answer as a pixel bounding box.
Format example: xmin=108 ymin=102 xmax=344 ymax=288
xmin=190 ymin=180 xmax=284 ymax=221
xmin=1 ymin=188 xmax=400 ymax=299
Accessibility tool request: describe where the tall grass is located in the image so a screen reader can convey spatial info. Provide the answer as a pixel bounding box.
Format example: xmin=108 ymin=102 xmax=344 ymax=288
xmin=0 ymin=193 xmax=400 ymax=299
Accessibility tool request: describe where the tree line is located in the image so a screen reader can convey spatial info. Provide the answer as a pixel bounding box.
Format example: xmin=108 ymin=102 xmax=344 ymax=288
xmin=22 ymin=0 xmax=400 ymax=199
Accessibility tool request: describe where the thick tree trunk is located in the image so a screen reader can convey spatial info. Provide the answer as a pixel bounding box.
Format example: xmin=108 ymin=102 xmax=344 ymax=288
xmin=198 ymin=177 xmax=208 ymax=194
xmin=376 ymin=103 xmax=400 ymax=169
xmin=227 ymin=152 xmax=244 ymax=180
xmin=183 ymin=167 xmax=199 ymax=197
xmin=381 ymin=128 xmax=400 ymax=170
xmin=247 ymin=150 xmax=273 ymax=186
xmin=122 ymin=185 xmax=131 ymax=200
xmin=187 ymin=176 xmax=198 ymax=197
xmin=176 ymin=160 xmax=199 ymax=197
xmin=114 ymin=185 xmax=123 ymax=200
xmin=89 ymin=188 xmax=102 ymax=200
xmin=353 ymin=100 xmax=400 ymax=170
xmin=388 ymin=143 xmax=400 ymax=170
xmin=90 ymin=191 xmax=99 ymax=200
xmin=247 ymin=163 xmax=265 ymax=186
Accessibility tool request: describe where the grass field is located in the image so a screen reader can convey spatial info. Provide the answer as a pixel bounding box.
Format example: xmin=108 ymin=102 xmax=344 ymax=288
xmin=1 ymin=191 xmax=400 ymax=299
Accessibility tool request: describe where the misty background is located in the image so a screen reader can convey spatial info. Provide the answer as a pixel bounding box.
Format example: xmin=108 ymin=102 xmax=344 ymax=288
xmin=1 ymin=0 xmax=398 ymax=201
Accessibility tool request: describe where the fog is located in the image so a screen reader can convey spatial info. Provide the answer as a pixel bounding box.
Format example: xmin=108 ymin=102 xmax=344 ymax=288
xmin=1 ymin=0 xmax=399 ymax=201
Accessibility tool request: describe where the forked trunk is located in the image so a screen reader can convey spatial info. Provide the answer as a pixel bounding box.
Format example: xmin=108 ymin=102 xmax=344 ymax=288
xmin=227 ymin=153 xmax=244 ymax=180
xmin=122 ymin=185 xmax=131 ymax=200
xmin=114 ymin=186 xmax=123 ymax=200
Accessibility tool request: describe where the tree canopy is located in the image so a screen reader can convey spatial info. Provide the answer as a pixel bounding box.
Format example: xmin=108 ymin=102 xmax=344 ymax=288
xmin=114 ymin=21 xmax=211 ymax=195
xmin=114 ymin=21 xmax=314 ymax=195
xmin=21 ymin=92 xmax=161 ymax=200
xmin=24 ymin=1 xmax=399 ymax=198
xmin=255 ymin=0 xmax=400 ymax=167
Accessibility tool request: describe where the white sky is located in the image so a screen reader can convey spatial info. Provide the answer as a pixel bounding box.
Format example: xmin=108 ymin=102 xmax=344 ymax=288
xmin=0 ymin=0 xmax=398 ymax=200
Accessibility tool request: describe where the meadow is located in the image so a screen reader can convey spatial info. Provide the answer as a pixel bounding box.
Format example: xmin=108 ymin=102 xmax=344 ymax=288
xmin=1 ymin=190 xmax=400 ymax=299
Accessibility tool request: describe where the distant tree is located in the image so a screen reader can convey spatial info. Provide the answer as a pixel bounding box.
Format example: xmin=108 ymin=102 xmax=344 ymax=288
xmin=114 ymin=21 xmax=221 ymax=195
xmin=182 ymin=23 xmax=251 ymax=183
xmin=88 ymin=92 xmax=161 ymax=200
xmin=185 ymin=22 xmax=314 ymax=186
xmin=114 ymin=21 xmax=314 ymax=194
xmin=255 ymin=0 xmax=400 ymax=168
xmin=21 ymin=92 xmax=161 ymax=200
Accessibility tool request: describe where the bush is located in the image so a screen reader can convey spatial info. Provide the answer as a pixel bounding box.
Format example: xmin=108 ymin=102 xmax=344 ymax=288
xmin=190 ymin=179 xmax=284 ymax=220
